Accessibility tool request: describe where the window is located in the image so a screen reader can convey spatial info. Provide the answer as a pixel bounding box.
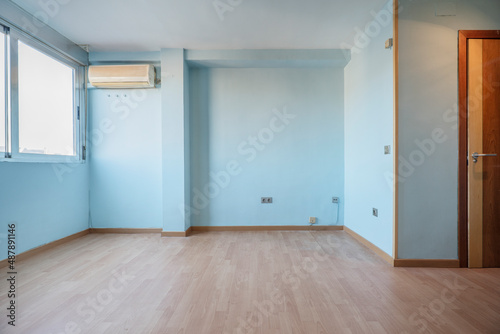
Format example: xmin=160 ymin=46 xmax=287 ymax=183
xmin=18 ymin=41 xmax=75 ymax=156
xmin=0 ymin=24 xmax=85 ymax=163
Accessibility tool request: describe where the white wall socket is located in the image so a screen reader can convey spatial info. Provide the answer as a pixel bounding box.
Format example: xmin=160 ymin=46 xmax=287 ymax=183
xmin=309 ymin=217 xmax=317 ymax=224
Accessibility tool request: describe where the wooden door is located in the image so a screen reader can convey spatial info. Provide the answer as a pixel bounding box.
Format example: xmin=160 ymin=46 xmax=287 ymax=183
xmin=468 ymin=38 xmax=500 ymax=268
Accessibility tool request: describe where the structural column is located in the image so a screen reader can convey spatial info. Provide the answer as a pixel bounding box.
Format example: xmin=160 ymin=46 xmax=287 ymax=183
xmin=161 ymin=48 xmax=191 ymax=234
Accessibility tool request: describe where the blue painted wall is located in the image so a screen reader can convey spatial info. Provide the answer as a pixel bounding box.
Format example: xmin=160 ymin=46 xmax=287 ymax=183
xmin=189 ymin=67 xmax=345 ymax=227
xmin=88 ymin=87 xmax=162 ymax=229
xmin=397 ymin=0 xmax=500 ymax=259
xmin=344 ymin=0 xmax=394 ymax=256
xmin=6 ymin=1 xmax=500 ymax=262
xmin=0 ymin=162 xmax=89 ymax=260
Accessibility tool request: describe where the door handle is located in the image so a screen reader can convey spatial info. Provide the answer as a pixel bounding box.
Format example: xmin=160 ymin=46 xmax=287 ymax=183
xmin=472 ymin=152 xmax=498 ymax=163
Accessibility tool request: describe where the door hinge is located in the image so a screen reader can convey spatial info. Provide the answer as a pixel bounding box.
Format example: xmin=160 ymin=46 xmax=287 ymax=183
xmin=77 ymin=106 xmax=80 ymax=120
xmin=82 ymin=146 xmax=86 ymax=160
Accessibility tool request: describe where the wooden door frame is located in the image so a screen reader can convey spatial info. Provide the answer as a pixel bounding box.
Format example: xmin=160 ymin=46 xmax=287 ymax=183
xmin=458 ymin=30 xmax=500 ymax=268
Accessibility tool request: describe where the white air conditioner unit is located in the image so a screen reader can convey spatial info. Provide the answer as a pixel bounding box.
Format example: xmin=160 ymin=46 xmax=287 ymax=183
xmin=88 ymin=64 xmax=156 ymax=88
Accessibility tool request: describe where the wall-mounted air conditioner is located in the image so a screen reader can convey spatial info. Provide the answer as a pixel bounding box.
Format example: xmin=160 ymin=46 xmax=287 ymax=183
xmin=88 ymin=64 xmax=156 ymax=88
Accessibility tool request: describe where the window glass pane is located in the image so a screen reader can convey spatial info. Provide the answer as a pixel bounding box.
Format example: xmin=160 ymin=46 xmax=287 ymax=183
xmin=0 ymin=31 xmax=5 ymax=153
xmin=18 ymin=41 xmax=74 ymax=156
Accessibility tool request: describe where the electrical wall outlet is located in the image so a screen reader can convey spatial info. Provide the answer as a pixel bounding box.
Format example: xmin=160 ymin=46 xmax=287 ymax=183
xmin=309 ymin=217 xmax=317 ymax=224
xmin=384 ymin=145 xmax=391 ymax=155
xmin=332 ymin=197 xmax=340 ymax=203
xmin=373 ymin=208 xmax=379 ymax=217
xmin=261 ymin=197 xmax=273 ymax=204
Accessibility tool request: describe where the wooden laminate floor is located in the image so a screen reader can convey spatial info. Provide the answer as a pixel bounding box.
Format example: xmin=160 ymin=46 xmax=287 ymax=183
xmin=1 ymin=231 xmax=500 ymax=334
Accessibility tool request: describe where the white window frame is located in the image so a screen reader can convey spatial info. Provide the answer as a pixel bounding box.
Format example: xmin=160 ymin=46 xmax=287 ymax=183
xmin=0 ymin=24 xmax=86 ymax=164
xmin=1 ymin=24 xmax=9 ymax=157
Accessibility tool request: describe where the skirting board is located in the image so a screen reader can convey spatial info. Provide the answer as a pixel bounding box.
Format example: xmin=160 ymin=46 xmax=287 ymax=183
xmin=191 ymin=225 xmax=344 ymax=232
xmin=0 ymin=225 xmax=460 ymax=269
xmin=343 ymin=226 xmax=395 ymax=266
xmin=90 ymin=228 xmax=163 ymax=234
xmin=394 ymin=259 xmax=460 ymax=268
xmin=162 ymin=227 xmax=193 ymax=237
xmin=0 ymin=229 xmax=90 ymax=269
xmin=343 ymin=227 xmax=460 ymax=268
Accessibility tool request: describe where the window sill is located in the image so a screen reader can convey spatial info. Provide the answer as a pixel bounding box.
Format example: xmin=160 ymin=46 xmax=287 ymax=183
xmin=0 ymin=156 xmax=85 ymax=164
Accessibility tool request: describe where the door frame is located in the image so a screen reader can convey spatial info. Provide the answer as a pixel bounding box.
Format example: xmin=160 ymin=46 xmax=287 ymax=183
xmin=458 ymin=30 xmax=500 ymax=268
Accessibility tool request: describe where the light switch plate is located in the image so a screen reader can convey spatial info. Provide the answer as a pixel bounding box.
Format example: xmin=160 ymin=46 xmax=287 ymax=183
xmin=385 ymin=38 xmax=393 ymax=49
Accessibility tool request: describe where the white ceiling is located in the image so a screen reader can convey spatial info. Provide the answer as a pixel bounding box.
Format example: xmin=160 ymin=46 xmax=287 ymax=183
xmin=10 ymin=0 xmax=389 ymax=52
